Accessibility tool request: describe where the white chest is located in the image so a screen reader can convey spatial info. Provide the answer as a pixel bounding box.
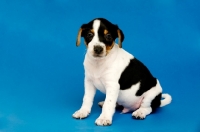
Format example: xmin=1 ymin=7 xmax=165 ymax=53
xmin=92 ymin=77 xmax=106 ymax=93
xmin=84 ymin=44 xmax=142 ymax=110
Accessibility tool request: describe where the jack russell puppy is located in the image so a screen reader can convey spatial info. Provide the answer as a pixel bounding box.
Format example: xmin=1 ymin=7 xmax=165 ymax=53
xmin=72 ymin=18 xmax=172 ymax=126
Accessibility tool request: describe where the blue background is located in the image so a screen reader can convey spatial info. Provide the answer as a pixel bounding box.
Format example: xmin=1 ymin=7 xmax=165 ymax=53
xmin=0 ymin=0 xmax=200 ymax=132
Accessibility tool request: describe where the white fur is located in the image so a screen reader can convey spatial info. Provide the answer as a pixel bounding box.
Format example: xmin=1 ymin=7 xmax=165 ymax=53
xmin=160 ymin=94 xmax=172 ymax=107
xmin=87 ymin=20 xmax=107 ymax=58
xmin=72 ymin=20 xmax=172 ymax=126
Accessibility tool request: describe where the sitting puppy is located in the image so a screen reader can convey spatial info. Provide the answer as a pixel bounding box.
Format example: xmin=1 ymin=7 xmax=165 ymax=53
xmin=72 ymin=18 xmax=172 ymax=126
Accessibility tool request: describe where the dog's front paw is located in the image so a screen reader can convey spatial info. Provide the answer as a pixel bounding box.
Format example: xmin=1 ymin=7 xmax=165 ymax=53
xmin=72 ymin=109 xmax=90 ymax=119
xmin=95 ymin=116 xmax=112 ymax=126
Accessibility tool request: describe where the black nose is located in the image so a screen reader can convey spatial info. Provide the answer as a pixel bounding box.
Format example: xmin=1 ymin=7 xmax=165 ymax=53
xmin=94 ymin=46 xmax=103 ymax=54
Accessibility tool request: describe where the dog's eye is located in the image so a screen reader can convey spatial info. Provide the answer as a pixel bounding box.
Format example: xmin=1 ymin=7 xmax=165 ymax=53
xmin=86 ymin=32 xmax=94 ymax=40
xmin=105 ymin=34 xmax=112 ymax=41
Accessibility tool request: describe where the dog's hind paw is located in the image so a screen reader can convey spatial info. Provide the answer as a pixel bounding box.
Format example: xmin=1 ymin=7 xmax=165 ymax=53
xmin=72 ymin=109 xmax=90 ymax=119
xmin=98 ymin=101 xmax=104 ymax=108
xmin=132 ymin=107 xmax=152 ymax=119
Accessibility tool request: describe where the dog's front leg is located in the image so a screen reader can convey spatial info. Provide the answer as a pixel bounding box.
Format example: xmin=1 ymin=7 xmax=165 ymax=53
xmin=95 ymin=83 xmax=119 ymax=126
xmin=73 ymin=78 xmax=96 ymax=119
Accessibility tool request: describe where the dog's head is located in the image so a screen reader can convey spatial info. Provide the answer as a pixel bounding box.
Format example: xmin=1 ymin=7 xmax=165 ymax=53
xmin=76 ymin=18 xmax=124 ymax=58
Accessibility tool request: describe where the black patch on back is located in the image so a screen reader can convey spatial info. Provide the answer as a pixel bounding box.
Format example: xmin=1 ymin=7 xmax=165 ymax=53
xmin=151 ymin=93 xmax=161 ymax=112
xmin=118 ymin=58 xmax=157 ymax=96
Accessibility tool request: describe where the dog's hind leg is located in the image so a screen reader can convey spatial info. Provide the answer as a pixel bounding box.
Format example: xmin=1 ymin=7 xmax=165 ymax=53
xmin=98 ymin=101 xmax=104 ymax=108
xmin=132 ymin=80 xmax=162 ymax=119
xmin=98 ymin=101 xmax=124 ymax=111
xmin=132 ymin=93 xmax=161 ymax=119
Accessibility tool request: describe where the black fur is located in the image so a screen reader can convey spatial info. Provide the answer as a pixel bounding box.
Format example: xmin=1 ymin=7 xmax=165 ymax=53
xmin=151 ymin=93 xmax=161 ymax=112
xmin=97 ymin=18 xmax=119 ymax=45
xmin=118 ymin=58 xmax=157 ymax=96
xmin=81 ymin=22 xmax=93 ymax=44
xmin=80 ymin=18 xmax=124 ymax=46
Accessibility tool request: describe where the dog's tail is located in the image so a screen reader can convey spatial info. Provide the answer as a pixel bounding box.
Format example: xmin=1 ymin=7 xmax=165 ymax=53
xmin=160 ymin=93 xmax=172 ymax=107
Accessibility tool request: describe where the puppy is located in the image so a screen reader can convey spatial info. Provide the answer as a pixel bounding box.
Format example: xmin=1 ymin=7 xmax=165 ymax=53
xmin=72 ymin=18 xmax=172 ymax=126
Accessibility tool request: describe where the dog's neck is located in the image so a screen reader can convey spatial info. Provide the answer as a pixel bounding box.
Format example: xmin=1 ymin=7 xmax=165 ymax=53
xmin=85 ymin=44 xmax=119 ymax=66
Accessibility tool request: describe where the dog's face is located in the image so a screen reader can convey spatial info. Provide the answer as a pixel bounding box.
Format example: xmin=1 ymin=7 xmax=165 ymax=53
xmin=76 ymin=18 xmax=124 ymax=58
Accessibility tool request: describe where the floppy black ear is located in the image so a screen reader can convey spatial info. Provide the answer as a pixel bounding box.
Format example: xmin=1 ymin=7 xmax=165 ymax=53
xmin=117 ymin=29 xmax=124 ymax=48
xmin=76 ymin=24 xmax=87 ymax=47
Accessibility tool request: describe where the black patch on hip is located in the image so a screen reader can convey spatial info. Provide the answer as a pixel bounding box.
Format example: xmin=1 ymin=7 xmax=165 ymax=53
xmin=118 ymin=58 xmax=157 ymax=96
xmin=151 ymin=93 xmax=162 ymax=112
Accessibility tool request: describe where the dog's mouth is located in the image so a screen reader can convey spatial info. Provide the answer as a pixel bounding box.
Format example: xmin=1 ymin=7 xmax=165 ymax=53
xmin=92 ymin=51 xmax=107 ymax=58
xmin=93 ymin=54 xmax=104 ymax=58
